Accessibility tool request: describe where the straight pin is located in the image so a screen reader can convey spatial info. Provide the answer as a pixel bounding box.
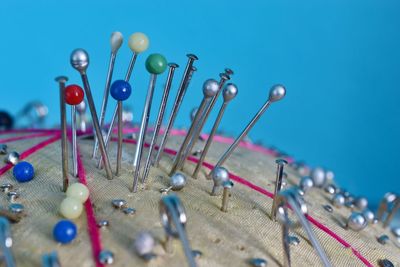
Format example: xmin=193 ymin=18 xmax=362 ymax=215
xmin=175 ymin=73 xmax=230 ymax=171
xmin=55 ymin=76 xmax=69 ymax=192
xmin=142 ymin=63 xmax=179 ymax=183
xmin=65 ymin=85 xmax=85 ymax=177
xmin=131 ymin=54 xmax=168 ymax=192
xmin=210 ymin=84 xmax=286 ymax=175
xmin=193 ymin=83 xmax=238 ymax=178
xmin=153 ymin=54 xmax=198 ymax=166
xmin=0 ymin=217 xmax=16 ymax=267
xmin=169 ymin=79 xmax=219 ymax=176
xmin=271 ymin=159 xmax=288 ymax=221
xmin=70 ymin=49 xmax=113 ymax=179
xmin=92 ymin=32 xmax=123 ymax=159
xmin=221 ymin=180 xmax=234 ymax=212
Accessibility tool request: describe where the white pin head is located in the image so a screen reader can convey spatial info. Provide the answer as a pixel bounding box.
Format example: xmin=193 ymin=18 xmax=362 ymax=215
xmin=128 ymin=32 xmax=149 ymax=53
xmin=223 ymin=83 xmax=238 ymax=102
xmin=70 ymin=49 xmax=89 ymax=73
xmin=268 ymin=84 xmax=286 ymax=102
xmin=202 ymin=79 xmax=219 ymax=98
xmin=110 ymin=32 xmax=123 ymax=54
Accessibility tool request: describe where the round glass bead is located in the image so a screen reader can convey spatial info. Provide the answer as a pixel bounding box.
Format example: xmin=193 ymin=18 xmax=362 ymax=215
xmin=60 ymin=197 xmax=83 ymax=219
xmin=128 ymin=32 xmax=149 ymax=53
xmin=145 ymin=53 xmax=167 ymax=74
xmin=110 ymin=80 xmax=132 ymax=101
xmin=13 ymin=161 xmax=34 ymax=182
xmin=53 ymin=220 xmax=77 ymax=244
xmin=66 ymin=183 xmax=89 ymax=203
xmin=65 ymin=85 xmax=84 ymax=105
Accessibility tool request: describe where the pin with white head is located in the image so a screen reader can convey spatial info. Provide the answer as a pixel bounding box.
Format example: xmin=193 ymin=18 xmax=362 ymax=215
xmin=0 ymin=217 xmax=16 ymax=267
xmin=271 ymin=159 xmax=288 ymax=221
xmin=210 ymin=84 xmax=286 ymax=175
xmin=131 ymin=54 xmax=168 ymax=192
xmin=176 ymin=73 xmax=231 ymax=172
xmin=153 ymin=54 xmax=199 ymax=167
xmin=169 ymin=79 xmax=220 ymax=176
xmin=70 ymin=49 xmax=113 ymax=179
xmin=92 ymin=32 xmax=123 ymax=159
xmin=142 ymin=63 xmax=180 ymax=184
xmin=193 ymin=83 xmax=238 ymax=178
xmin=160 ymin=173 xmax=187 ymax=194
xmin=55 ymin=76 xmax=69 ymax=191
xmin=64 ymin=84 xmax=85 ymax=177
xmin=210 ymin=166 xmax=230 ymax=196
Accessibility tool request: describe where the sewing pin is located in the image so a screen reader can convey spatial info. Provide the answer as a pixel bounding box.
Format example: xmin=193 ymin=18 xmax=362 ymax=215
xmin=0 ymin=217 xmax=16 ymax=267
xmin=70 ymin=49 xmax=113 ymax=179
xmin=193 ymin=83 xmax=238 ymax=178
xmin=65 ymin=84 xmax=85 ymax=177
xmin=169 ymin=79 xmax=219 ymax=176
xmin=142 ymin=63 xmax=179 ymax=183
xmin=131 ymin=53 xmax=167 ymax=192
xmin=153 ymin=54 xmax=198 ymax=166
xmin=271 ymin=159 xmax=288 ymax=221
xmin=210 ymin=167 xmax=230 ymax=196
xmin=221 ymin=180 xmax=234 ymax=212
xmin=55 ymin=76 xmax=69 ymax=191
xmin=210 ymin=84 xmax=286 ymax=174
xmin=92 ymin=32 xmax=123 ymax=159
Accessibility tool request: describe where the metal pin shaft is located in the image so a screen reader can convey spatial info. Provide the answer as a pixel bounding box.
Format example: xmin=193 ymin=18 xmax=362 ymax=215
xmin=221 ymin=186 xmax=230 ymax=212
xmin=142 ymin=64 xmax=178 ymax=183
xmin=97 ymin=104 xmax=118 ymax=169
xmin=271 ymin=159 xmax=287 ymax=221
xmin=116 ymin=101 xmax=123 ymax=176
xmin=71 ymin=105 xmax=78 ymax=177
xmin=153 ymin=55 xmax=198 ymax=166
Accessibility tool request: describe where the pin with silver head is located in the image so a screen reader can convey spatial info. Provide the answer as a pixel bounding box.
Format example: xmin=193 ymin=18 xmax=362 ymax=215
xmin=0 ymin=217 xmax=16 ymax=267
xmin=0 ymin=183 xmax=13 ymax=193
xmin=70 ymin=49 xmax=113 ymax=179
xmin=160 ymin=173 xmax=187 ymax=194
xmin=98 ymin=250 xmax=114 ymax=265
xmin=133 ymin=231 xmax=156 ymax=260
xmin=55 ymin=76 xmax=69 ymax=191
xmin=210 ymin=166 xmax=230 ymax=196
xmin=346 ymin=212 xmax=367 ymax=231
xmin=332 ymin=193 xmax=345 ymax=208
xmin=210 ymin=84 xmax=286 ymax=175
xmin=4 ymin=152 xmax=19 ymax=165
xmin=142 ymin=63 xmax=179 ymax=183
xmin=376 ymin=192 xmax=400 ymax=228
xmin=131 ymin=53 xmax=168 ymax=192
xmin=65 ymin=84 xmax=85 ymax=177
xmin=193 ymin=83 xmax=238 ymax=178
xmin=0 ymin=144 xmax=7 ymax=155
xmin=221 ymin=180 xmax=234 ymax=212
xmin=159 ymin=194 xmax=196 ymax=267
xmin=91 ymin=32 xmax=123 ymax=159
xmin=310 ymin=167 xmax=327 ymax=188
xmin=271 ymin=159 xmax=288 ymax=221
xmin=169 ymin=79 xmax=220 ymax=176
xmin=176 ymin=73 xmax=231 ymax=171
xmin=153 ymin=54 xmax=199 ymax=166
xmin=41 ymin=251 xmax=61 ymax=267
xmin=299 ymin=176 xmax=314 ymax=193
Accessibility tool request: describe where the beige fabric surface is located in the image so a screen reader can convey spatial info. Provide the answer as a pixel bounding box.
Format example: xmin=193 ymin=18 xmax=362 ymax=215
xmin=0 ymin=131 xmax=399 ymax=267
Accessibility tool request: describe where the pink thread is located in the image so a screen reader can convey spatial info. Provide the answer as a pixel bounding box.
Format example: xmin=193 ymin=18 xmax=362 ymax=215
xmin=0 ymin=132 xmax=55 ymax=143
xmin=0 ymin=135 xmax=61 ymax=176
xmin=0 ymin=129 xmax=61 ymax=135
xmin=75 ymin=143 xmax=104 ymax=267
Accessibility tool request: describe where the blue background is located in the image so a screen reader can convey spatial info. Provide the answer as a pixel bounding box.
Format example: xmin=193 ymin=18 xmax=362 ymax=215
xmin=0 ymin=0 xmax=399 ymax=207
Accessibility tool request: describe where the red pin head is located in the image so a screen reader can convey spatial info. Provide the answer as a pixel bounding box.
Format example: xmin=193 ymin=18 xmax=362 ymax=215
xmin=65 ymin=85 xmax=84 ymax=105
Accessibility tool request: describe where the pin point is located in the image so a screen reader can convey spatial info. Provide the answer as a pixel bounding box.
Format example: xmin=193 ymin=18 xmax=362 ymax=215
xmin=92 ymin=32 xmax=123 ymax=159
xmin=55 ymin=76 xmax=69 ymax=192
xmin=65 ymin=84 xmax=84 ymax=177
xmin=70 ymin=49 xmax=113 ymax=179
xmin=153 ymin=54 xmax=198 ymax=166
xmin=169 ymin=79 xmax=220 ymax=176
xmin=175 ymin=73 xmax=230 ymax=171
xmin=142 ymin=63 xmax=179 ymax=183
xmin=193 ymin=83 xmax=238 ymax=178
xmin=210 ymin=84 xmax=286 ymax=174
xmin=271 ymin=159 xmax=288 ymax=221
xmin=131 ymin=53 xmax=167 ymax=192
xmin=0 ymin=217 xmax=16 ymax=267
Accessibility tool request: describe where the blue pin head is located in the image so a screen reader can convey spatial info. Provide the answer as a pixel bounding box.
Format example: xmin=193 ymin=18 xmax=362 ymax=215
xmin=110 ymin=80 xmax=132 ymax=101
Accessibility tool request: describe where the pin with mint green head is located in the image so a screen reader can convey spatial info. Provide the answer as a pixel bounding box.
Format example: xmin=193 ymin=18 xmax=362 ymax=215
xmin=131 ymin=53 xmax=167 ymax=192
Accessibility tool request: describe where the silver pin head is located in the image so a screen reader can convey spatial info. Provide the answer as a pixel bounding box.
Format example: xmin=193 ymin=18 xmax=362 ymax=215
xmin=222 ymin=83 xmax=238 ymax=102
xmin=289 ymin=235 xmax=300 ymax=246
xmin=310 ymin=167 xmax=326 ymax=188
xmin=324 ymin=184 xmax=336 ymax=195
xmin=0 ymin=144 xmax=7 ymax=154
xmin=112 ymin=199 xmax=127 ymax=209
xmin=70 ymin=49 xmax=89 ymax=72
xmin=323 ymin=204 xmax=333 ymax=212
xmin=332 ymin=193 xmax=345 ymax=208
xmin=362 ymin=209 xmax=375 ymax=224
xmin=377 ymin=235 xmax=390 ymax=245
xmin=346 ymin=212 xmax=367 ymax=231
xmin=98 ymin=250 xmax=114 ymax=265
xmin=97 ymin=220 xmax=110 ymax=228
xmin=299 ymin=176 xmax=313 ymax=193
xmin=5 ymin=151 xmax=19 ymax=165
xmin=268 ymin=84 xmax=286 ymax=102
xmin=202 ymin=79 xmax=219 ymax=98
xmin=54 ymin=76 xmax=68 ymax=83
xmin=392 ymin=226 xmax=400 ymax=237
xmin=7 ymin=191 xmax=19 ymax=202
xmin=170 ymin=173 xmax=187 ymax=191
xmin=122 ymin=207 xmax=136 ymax=215
xmin=0 ymin=183 xmax=13 ymax=193
xmin=211 ymin=167 xmax=230 ymax=187
xmin=248 ymin=258 xmax=267 ymax=267
xmin=133 ymin=231 xmax=155 ymax=257
xmin=378 ymin=259 xmax=395 ymax=267
xmin=110 ymin=32 xmax=123 ymax=53
xmin=354 ymin=197 xmax=368 ymax=210
xmin=9 ymin=203 xmax=24 ymax=214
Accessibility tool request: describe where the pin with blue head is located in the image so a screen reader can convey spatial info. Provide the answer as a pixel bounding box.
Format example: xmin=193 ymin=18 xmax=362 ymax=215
xmin=13 ymin=161 xmax=35 ymax=183
xmin=53 ymin=220 xmax=77 ymax=244
xmin=110 ymin=80 xmax=132 ymax=176
xmin=131 ymin=53 xmax=167 ymax=192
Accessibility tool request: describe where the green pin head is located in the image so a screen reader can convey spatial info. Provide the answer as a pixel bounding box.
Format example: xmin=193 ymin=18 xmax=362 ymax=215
xmin=145 ymin=53 xmax=167 ymax=75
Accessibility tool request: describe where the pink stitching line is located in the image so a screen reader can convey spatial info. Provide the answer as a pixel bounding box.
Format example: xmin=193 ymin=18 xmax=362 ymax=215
xmin=118 ymin=133 xmax=373 ymax=267
xmin=0 ymin=129 xmax=61 ymax=135
xmin=0 ymin=132 xmax=56 ymax=143
xmin=75 ymin=143 xmax=104 ymax=267
xmin=0 ymin=135 xmax=61 ymax=176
